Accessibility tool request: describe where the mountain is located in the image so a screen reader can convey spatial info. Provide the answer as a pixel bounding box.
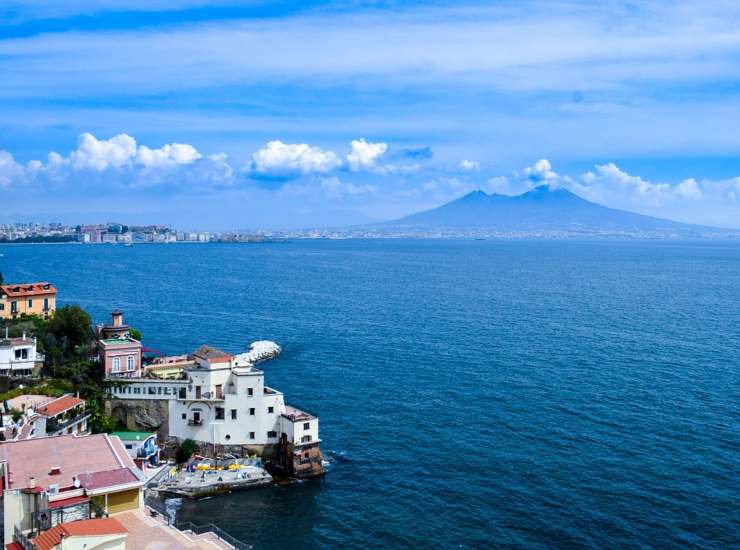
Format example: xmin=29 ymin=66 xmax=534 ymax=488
xmin=384 ymin=185 xmax=717 ymax=235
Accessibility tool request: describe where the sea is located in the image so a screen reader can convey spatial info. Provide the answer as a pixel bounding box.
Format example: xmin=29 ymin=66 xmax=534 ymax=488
xmin=0 ymin=239 xmax=738 ymax=549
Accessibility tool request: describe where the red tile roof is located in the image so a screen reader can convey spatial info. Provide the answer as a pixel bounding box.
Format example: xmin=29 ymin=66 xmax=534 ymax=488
xmin=6 ymin=542 xmax=24 ymax=550
xmin=37 ymin=395 xmax=84 ymax=418
xmin=33 ymin=518 xmax=127 ymax=550
xmin=78 ymin=468 xmax=138 ymax=490
xmin=193 ymin=344 xmax=232 ymax=364
xmin=0 ymin=434 xmax=141 ymax=491
xmin=47 ymin=494 xmax=90 ymax=510
xmin=0 ymin=283 xmax=57 ymax=298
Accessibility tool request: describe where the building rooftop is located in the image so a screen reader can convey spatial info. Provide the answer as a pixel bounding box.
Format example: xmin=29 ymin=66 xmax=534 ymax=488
xmin=0 ymin=283 xmax=57 ymax=298
xmin=32 ymin=518 xmax=127 ymax=550
xmin=78 ymin=467 xmax=140 ymax=491
xmin=282 ymin=405 xmax=316 ymax=421
xmin=192 ymin=345 xmax=232 ymax=364
xmin=37 ymin=395 xmax=84 ymax=418
xmin=0 ymin=433 xmax=142 ymax=492
xmin=110 ymin=431 xmax=155 ymax=441
xmin=0 ymin=336 xmax=35 ymax=348
xmin=99 ymin=337 xmax=141 ymax=347
xmin=5 ymin=394 xmax=52 ymax=412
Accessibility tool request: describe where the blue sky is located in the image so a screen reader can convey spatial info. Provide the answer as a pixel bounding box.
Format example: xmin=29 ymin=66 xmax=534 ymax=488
xmin=1 ymin=0 xmax=740 ymax=229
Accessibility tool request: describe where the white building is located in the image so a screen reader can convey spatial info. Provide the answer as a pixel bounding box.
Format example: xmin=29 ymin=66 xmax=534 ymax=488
xmin=0 ymin=332 xmax=44 ymax=377
xmin=108 ymin=344 xmax=323 ymax=477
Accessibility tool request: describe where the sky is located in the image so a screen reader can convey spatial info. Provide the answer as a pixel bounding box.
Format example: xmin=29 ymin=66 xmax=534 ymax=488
xmin=1 ymin=0 xmax=740 ymax=230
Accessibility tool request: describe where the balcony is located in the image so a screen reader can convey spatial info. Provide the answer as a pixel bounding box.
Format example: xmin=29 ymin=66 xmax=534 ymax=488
xmin=187 ymin=419 xmax=202 ymax=426
xmin=46 ymin=412 xmax=91 ymax=434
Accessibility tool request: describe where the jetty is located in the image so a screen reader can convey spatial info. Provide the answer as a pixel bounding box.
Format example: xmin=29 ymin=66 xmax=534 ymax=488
xmin=154 ymin=457 xmax=273 ymax=499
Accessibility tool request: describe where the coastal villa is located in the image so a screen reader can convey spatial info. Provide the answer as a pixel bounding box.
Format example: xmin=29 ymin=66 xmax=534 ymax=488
xmin=0 ymin=331 xmax=44 ymax=377
xmin=0 ymin=283 xmax=57 ymax=320
xmin=96 ymin=310 xmax=143 ymax=378
xmin=111 ymin=431 xmax=160 ymax=470
xmin=108 ymin=343 xmax=323 ymax=478
xmin=1 ymin=394 xmax=90 ymax=441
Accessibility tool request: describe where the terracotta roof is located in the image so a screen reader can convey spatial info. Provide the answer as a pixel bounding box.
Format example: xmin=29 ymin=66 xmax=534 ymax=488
xmin=0 ymin=434 xmax=141 ymax=491
xmin=33 ymin=518 xmax=127 ymax=550
xmin=6 ymin=542 xmax=24 ymax=550
xmin=37 ymin=395 xmax=84 ymax=418
xmin=0 ymin=283 xmax=57 ymax=298
xmin=47 ymin=494 xmax=90 ymax=510
xmin=193 ymin=344 xmax=232 ymax=364
xmin=78 ymin=468 xmax=139 ymax=490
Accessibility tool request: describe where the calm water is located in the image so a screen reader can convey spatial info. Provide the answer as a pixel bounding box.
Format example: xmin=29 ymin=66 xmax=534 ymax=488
xmin=1 ymin=240 xmax=738 ymax=549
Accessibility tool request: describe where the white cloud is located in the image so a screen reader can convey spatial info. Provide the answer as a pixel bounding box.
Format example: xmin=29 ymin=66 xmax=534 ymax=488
xmin=347 ymin=139 xmax=387 ymax=171
xmin=251 ymin=140 xmax=341 ymax=176
xmin=675 ymin=177 xmax=704 ymax=200
xmin=69 ymin=132 xmax=137 ymax=170
xmin=136 ymin=143 xmax=201 ymax=168
xmin=458 ymin=159 xmax=479 ymax=173
xmin=0 ymin=151 xmax=25 ymax=187
xmin=522 ymin=158 xmax=559 ymax=183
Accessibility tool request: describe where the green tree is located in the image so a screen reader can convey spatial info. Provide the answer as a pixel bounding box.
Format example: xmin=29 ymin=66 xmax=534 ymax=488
xmin=129 ymin=327 xmax=142 ymax=341
xmin=176 ymin=439 xmax=197 ymax=464
xmin=45 ymin=305 xmax=95 ymax=364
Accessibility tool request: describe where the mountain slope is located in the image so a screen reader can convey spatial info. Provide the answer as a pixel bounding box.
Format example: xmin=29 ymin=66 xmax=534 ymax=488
xmin=389 ymin=186 xmax=707 ymax=233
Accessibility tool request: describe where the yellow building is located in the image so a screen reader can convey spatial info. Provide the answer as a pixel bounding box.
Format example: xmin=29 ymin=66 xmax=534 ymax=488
xmin=0 ymin=282 xmax=57 ymax=319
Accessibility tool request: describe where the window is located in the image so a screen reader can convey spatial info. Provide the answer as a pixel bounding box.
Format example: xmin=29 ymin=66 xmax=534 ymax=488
xmin=125 ymin=444 xmax=133 ymax=449
xmin=215 ymin=407 xmax=225 ymax=420
xmin=44 ymin=298 xmax=49 ymax=310
xmin=0 ymin=304 xmax=4 ymax=311
xmin=249 ymin=408 xmax=255 ymax=416
xmin=27 ymin=299 xmax=33 ymax=308
xmin=182 ymin=413 xmax=186 ymax=420
xmin=301 ymin=435 xmax=312 ymax=443
xmin=112 ymin=357 xmax=121 ymax=372
xmin=127 ymin=355 xmax=135 ymax=371
xmin=14 ymin=349 xmax=28 ymax=360
xmin=268 ymin=406 xmax=274 ymax=414
xmin=247 ymin=388 xmax=253 ymax=396
xmin=303 ymin=422 xmax=310 ymax=430
xmin=249 ymin=432 xmax=255 ymax=440
xmin=133 ymin=387 xmax=141 ymax=394
xmin=231 ymin=409 xmax=237 ymax=420
xmin=11 ymin=301 xmax=17 ymax=313
xmin=179 ymin=388 xmax=186 ymax=399
xmin=267 ymin=431 xmax=277 ymax=438
xmin=225 ymin=434 xmax=231 ymax=441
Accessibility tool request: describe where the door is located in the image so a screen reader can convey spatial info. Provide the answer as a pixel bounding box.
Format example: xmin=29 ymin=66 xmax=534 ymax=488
xmin=195 ymin=386 xmax=201 ymax=399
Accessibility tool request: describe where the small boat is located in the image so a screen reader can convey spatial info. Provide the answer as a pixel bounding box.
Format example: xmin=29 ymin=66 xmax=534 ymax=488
xmin=124 ymin=243 xmax=133 ymax=247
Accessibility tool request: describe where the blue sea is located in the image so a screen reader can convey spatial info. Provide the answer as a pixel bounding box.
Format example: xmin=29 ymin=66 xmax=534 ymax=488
xmin=1 ymin=240 xmax=738 ymax=549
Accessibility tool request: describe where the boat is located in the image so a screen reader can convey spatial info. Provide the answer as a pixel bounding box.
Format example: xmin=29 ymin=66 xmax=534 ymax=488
xmin=124 ymin=243 xmax=133 ymax=247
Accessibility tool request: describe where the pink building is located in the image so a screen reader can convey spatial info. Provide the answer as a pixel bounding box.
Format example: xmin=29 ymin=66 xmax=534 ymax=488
xmin=96 ymin=310 xmax=142 ymax=378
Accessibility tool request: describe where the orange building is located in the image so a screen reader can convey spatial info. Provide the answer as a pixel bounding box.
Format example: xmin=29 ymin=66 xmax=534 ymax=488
xmin=0 ymin=283 xmax=57 ymax=320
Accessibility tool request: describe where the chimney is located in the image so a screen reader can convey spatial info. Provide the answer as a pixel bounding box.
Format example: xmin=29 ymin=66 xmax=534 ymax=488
xmin=28 ymin=476 xmax=36 ymax=489
xmin=112 ymin=309 xmax=123 ymax=327
xmin=49 ymin=467 xmax=61 ymax=476
xmin=22 ymin=331 xmax=26 ymax=341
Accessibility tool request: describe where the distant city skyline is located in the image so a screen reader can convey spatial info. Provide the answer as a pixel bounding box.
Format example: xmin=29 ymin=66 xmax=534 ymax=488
xmin=2 ymin=1 xmax=740 ymax=228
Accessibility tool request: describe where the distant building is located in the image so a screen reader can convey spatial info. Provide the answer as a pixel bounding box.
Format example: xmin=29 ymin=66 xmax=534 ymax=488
xmin=0 ymin=282 xmax=57 ymax=320
xmin=0 ymin=332 xmax=45 ymax=377
xmin=96 ymin=310 xmax=143 ymax=378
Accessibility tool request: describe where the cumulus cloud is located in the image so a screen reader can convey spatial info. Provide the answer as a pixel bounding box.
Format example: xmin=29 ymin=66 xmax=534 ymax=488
xmin=346 ymin=139 xmax=387 ymax=171
xmin=251 ymin=140 xmax=341 ymax=177
xmin=0 ymin=150 xmax=24 ymax=187
xmin=136 ymin=143 xmax=201 ymax=168
xmin=458 ymin=159 xmax=479 ymax=172
xmin=675 ymin=177 xmax=703 ymax=200
xmin=522 ymin=158 xmax=559 ymax=183
xmin=69 ymin=133 xmax=137 ymax=170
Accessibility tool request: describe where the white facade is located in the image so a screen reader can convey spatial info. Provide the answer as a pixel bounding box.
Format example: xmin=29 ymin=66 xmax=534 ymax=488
xmin=0 ymin=334 xmax=43 ymax=376
xmin=108 ymin=346 xmax=320 ymax=450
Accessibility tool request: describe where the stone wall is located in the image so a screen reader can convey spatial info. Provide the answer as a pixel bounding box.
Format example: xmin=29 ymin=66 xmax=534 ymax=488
xmin=106 ymin=398 xmax=171 ymax=439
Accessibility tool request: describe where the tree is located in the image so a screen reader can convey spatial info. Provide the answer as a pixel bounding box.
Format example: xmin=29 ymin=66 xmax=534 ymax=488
xmin=129 ymin=327 xmax=142 ymax=341
xmin=176 ymin=439 xmax=197 ymax=464
xmin=46 ymin=305 xmax=95 ymax=363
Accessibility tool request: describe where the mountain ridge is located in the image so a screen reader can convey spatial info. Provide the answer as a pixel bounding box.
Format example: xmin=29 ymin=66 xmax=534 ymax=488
xmin=382 ymin=185 xmax=718 ymax=234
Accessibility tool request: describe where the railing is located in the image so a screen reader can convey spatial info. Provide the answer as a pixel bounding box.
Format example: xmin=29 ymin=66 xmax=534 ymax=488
xmin=13 ymin=526 xmax=35 ymax=550
xmin=187 ymin=419 xmax=202 ymax=426
xmin=176 ymin=521 xmax=252 ymax=550
xmin=46 ymin=412 xmax=91 ymax=434
xmin=145 ymin=497 xmax=250 ymax=550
